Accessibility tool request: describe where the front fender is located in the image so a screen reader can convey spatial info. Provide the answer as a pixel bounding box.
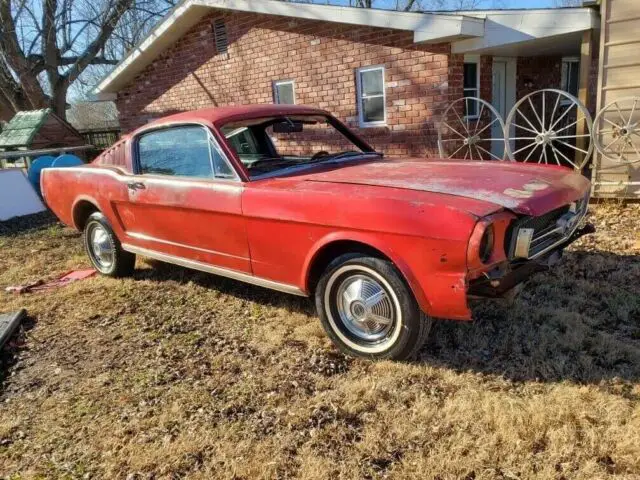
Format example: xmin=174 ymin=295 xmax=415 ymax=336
xmin=301 ymin=230 xmax=473 ymax=320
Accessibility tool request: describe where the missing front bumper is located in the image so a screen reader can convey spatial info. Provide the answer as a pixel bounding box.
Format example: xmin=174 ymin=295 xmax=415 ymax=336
xmin=468 ymin=222 xmax=596 ymax=299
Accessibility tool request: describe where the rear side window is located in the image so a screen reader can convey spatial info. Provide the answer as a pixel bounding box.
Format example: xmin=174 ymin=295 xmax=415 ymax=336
xmin=137 ymin=126 xmax=212 ymax=178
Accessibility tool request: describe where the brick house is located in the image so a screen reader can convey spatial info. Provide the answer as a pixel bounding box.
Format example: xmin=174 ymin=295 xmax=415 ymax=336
xmin=95 ymin=0 xmax=600 ymax=160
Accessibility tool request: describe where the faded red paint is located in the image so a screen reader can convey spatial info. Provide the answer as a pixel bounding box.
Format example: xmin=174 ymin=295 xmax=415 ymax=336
xmin=41 ymin=106 xmax=591 ymax=321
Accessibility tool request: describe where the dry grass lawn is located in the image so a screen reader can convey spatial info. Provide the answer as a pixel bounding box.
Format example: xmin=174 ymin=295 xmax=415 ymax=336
xmin=0 ymin=203 xmax=639 ymax=479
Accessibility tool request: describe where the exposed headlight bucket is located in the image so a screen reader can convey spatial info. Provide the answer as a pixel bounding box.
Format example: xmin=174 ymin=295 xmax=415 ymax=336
xmin=479 ymin=224 xmax=495 ymax=264
xmin=514 ymin=227 xmax=534 ymax=259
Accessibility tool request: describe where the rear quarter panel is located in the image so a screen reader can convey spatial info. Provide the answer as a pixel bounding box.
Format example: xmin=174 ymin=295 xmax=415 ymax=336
xmin=41 ymin=167 xmax=129 ymax=237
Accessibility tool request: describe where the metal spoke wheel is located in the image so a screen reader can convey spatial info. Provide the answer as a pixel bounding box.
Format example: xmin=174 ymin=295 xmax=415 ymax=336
xmin=504 ymin=89 xmax=593 ymax=170
xmin=86 ymin=222 xmax=115 ymax=271
xmin=593 ymin=96 xmax=640 ymax=164
xmin=438 ymin=97 xmax=508 ymax=161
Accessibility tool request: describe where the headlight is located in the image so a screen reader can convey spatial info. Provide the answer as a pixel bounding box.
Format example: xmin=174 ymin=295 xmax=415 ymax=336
xmin=513 ymin=227 xmax=534 ymax=259
xmin=479 ymin=224 xmax=494 ymax=263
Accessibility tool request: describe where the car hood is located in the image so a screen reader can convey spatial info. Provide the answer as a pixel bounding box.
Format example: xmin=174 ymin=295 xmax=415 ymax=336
xmin=303 ymin=159 xmax=590 ymax=217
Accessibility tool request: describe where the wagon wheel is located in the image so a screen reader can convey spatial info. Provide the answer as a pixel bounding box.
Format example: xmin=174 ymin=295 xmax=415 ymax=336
xmin=504 ymin=89 xmax=593 ymax=170
xmin=438 ymin=97 xmax=508 ymax=161
xmin=593 ymin=96 xmax=640 ymax=164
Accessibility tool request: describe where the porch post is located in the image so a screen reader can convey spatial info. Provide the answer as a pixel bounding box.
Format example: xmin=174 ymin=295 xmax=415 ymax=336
xmin=576 ymin=29 xmax=593 ymax=167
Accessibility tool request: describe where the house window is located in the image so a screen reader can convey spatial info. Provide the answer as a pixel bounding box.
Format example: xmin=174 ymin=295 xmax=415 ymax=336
xmin=213 ymin=19 xmax=228 ymax=55
xmin=356 ymin=66 xmax=386 ymax=127
xmin=273 ymin=80 xmax=296 ymax=104
xmin=561 ymin=57 xmax=580 ymax=99
xmin=463 ymin=57 xmax=480 ymax=118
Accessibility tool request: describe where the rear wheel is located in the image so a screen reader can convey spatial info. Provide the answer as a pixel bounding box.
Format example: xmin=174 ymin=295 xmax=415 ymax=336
xmin=315 ymin=254 xmax=433 ymax=360
xmin=84 ymin=212 xmax=135 ymax=277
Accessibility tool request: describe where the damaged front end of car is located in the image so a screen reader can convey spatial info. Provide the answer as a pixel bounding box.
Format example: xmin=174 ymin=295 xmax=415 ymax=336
xmin=467 ymin=194 xmax=595 ymax=300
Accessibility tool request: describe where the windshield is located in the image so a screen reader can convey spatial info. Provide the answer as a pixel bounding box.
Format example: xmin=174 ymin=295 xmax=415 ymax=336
xmin=219 ymin=114 xmax=379 ymax=178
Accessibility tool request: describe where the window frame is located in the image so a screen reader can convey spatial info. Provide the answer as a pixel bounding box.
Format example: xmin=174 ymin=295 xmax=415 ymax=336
xmin=273 ymin=80 xmax=296 ymax=105
xmin=356 ymin=65 xmax=387 ymax=128
xmin=561 ymin=56 xmax=580 ymax=104
xmin=133 ymin=123 xmax=240 ymax=182
xmin=463 ymin=55 xmax=481 ymax=120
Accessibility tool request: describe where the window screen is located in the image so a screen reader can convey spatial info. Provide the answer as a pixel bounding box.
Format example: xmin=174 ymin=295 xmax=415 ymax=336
xmin=274 ymin=81 xmax=295 ymax=104
xmin=137 ymin=126 xmax=213 ymax=178
xmin=357 ymin=66 xmax=385 ymax=126
xmin=561 ymin=59 xmax=580 ymax=97
xmin=463 ymin=61 xmax=479 ymax=117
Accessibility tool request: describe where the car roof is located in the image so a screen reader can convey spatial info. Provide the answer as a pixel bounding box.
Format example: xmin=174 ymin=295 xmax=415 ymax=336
xmin=145 ymin=104 xmax=331 ymax=129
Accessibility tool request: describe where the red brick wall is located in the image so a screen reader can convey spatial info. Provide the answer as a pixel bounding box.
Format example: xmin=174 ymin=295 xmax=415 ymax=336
xmin=516 ymin=56 xmax=562 ymax=99
xmin=117 ymin=11 xmax=456 ymax=156
xmin=115 ymin=10 xmax=581 ymax=159
xmin=516 ymin=55 xmax=599 ymax=114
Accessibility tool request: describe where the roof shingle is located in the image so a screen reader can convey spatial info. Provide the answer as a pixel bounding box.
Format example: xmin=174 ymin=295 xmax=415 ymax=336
xmin=0 ymin=109 xmax=50 ymax=148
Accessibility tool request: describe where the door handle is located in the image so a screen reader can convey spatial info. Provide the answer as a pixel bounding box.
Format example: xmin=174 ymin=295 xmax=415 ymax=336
xmin=127 ymin=182 xmax=146 ymax=191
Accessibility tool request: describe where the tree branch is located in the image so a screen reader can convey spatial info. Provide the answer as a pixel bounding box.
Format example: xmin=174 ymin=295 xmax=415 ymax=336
xmin=26 ymin=53 xmax=120 ymax=65
xmin=42 ymin=0 xmax=60 ymax=86
xmin=0 ymin=0 xmax=46 ymax=106
xmin=64 ymin=0 xmax=134 ymax=84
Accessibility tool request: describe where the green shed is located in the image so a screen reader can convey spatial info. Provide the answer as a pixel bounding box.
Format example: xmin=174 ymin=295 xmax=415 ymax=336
xmin=0 ymin=109 xmax=85 ymax=167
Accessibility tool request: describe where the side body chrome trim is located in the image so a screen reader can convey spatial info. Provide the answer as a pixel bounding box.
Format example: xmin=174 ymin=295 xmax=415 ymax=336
xmin=126 ymin=231 xmax=246 ymax=259
xmin=121 ymin=243 xmax=307 ymax=297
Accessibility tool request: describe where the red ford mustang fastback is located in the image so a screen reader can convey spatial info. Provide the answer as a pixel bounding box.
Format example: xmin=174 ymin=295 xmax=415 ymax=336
xmin=42 ymin=105 xmax=593 ymax=360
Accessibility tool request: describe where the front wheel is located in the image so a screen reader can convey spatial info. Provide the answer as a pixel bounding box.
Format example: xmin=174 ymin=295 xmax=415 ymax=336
xmin=84 ymin=212 xmax=136 ymax=277
xmin=315 ymin=254 xmax=433 ymax=360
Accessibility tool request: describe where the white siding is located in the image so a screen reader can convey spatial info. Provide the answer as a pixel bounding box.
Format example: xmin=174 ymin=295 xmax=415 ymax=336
xmin=594 ymin=0 xmax=640 ymax=197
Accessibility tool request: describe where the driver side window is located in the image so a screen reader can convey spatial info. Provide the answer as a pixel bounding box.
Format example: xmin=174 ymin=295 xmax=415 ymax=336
xmin=137 ymin=125 xmax=237 ymax=180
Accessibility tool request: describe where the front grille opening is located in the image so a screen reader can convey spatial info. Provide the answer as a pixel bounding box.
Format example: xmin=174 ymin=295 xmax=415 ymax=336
xmin=505 ymin=205 xmax=572 ymax=260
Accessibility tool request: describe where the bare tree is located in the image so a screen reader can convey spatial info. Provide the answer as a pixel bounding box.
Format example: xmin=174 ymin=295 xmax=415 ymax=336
xmin=0 ymin=0 xmax=174 ymax=118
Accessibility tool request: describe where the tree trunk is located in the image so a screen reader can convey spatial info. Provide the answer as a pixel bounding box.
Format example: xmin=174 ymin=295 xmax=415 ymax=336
xmin=50 ymin=81 xmax=69 ymax=119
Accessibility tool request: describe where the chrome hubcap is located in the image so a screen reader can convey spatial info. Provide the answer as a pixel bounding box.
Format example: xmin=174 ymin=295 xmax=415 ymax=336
xmin=336 ymin=274 xmax=395 ymax=342
xmin=88 ymin=223 xmax=114 ymax=269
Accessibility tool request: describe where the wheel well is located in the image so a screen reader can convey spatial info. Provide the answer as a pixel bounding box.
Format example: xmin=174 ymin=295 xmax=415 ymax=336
xmin=307 ymin=240 xmax=391 ymax=294
xmin=72 ymin=201 xmax=100 ymax=230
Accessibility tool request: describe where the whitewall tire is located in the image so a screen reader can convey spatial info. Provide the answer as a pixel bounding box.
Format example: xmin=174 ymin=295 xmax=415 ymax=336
xmin=84 ymin=212 xmax=135 ymax=278
xmin=315 ymin=254 xmax=433 ymax=360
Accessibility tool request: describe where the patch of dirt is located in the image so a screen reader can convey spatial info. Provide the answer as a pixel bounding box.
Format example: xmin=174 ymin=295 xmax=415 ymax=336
xmin=0 ymin=203 xmax=638 ymax=479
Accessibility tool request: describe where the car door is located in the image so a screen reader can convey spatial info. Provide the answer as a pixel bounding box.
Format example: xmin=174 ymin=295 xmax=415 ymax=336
xmin=115 ymin=124 xmax=251 ymax=273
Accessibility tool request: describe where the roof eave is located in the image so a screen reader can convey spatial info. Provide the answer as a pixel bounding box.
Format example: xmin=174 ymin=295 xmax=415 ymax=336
xmin=451 ymin=7 xmax=599 ymax=54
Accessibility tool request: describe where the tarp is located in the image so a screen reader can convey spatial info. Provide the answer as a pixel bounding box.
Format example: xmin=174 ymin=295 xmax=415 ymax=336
xmin=0 ymin=169 xmax=46 ymax=221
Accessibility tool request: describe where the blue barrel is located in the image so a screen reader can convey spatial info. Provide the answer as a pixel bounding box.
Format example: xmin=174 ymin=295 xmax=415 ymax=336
xmin=52 ymin=154 xmax=84 ymax=168
xmin=28 ymin=155 xmax=56 ymax=196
